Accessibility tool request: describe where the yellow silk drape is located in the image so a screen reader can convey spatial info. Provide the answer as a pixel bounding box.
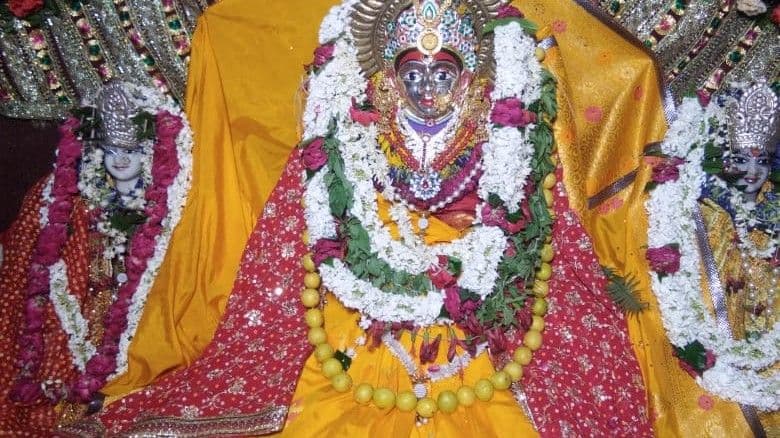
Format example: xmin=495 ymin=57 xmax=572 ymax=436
xmin=101 ymin=1 xmax=334 ymax=397
xmin=103 ymin=0 xmax=753 ymax=436
xmin=521 ymin=3 xmax=751 ymax=436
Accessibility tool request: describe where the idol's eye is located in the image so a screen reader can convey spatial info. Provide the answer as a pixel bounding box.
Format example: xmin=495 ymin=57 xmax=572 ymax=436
xmin=435 ymin=70 xmax=451 ymax=82
xmin=403 ymin=71 xmax=421 ymax=82
xmin=757 ymin=157 xmax=769 ymax=166
xmin=732 ymin=155 xmax=748 ymax=165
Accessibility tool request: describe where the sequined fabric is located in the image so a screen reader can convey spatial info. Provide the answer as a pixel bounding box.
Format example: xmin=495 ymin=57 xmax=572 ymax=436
xmin=72 ymin=149 xmax=652 ymax=436
xmin=0 ymin=179 xmax=94 ymax=435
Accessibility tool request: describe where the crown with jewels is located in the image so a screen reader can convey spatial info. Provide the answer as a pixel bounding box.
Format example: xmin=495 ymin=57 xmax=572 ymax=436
xmin=726 ymin=80 xmax=778 ymax=154
xmin=96 ymin=81 xmax=143 ymax=149
xmin=384 ymin=0 xmax=478 ymax=71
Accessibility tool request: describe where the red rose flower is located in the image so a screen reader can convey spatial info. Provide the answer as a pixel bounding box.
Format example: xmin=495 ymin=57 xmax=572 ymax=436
xmin=773 ymin=5 xmax=780 ymax=25
xmin=651 ymin=156 xmax=685 ymax=184
xmin=646 ymin=244 xmax=681 ymax=275
xmin=349 ymin=102 xmax=380 ymax=126
xmin=491 ymin=97 xmax=536 ymax=128
xmin=312 ymin=238 xmax=344 ymax=265
xmin=311 ymin=42 xmax=335 ymax=69
xmin=156 ymin=111 xmax=183 ymax=139
xmin=8 ymin=379 xmax=43 ymax=404
xmin=302 ymin=137 xmax=327 ymax=171
xmin=8 ymin=0 xmax=44 ymax=19
xmin=85 ymin=353 xmax=116 ymax=376
xmin=497 ymin=4 xmax=524 ymax=19
xmin=428 ymin=256 xmax=457 ymax=289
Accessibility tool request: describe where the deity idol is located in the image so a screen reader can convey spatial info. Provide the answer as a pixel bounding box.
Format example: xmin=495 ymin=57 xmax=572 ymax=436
xmin=0 ymin=81 xmax=193 ymax=434
xmin=644 ymin=81 xmax=779 ymax=435
xmin=58 ymin=1 xmax=668 ymax=436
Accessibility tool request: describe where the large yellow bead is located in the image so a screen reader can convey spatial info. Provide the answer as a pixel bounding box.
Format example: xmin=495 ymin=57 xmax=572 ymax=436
xmin=301 ymin=230 xmax=310 ymax=245
xmin=395 ymin=391 xmax=417 ymax=412
xmin=416 ymin=397 xmax=438 ymax=418
xmin=534 ymin=47 xmax=545 ymax=61
xmin=536 ymin=263 xmax=552 ymax=281
xmin=305 ymin=308 xmax=324 ymax=328
xmin=540 ymin=244 xmax=554 ymax=262
xmin=373 ymin=388 xmax=396 ymax=409
xmin=542 ymin=172 xmax=556 ymax=189
xmin=300 ymin=288 xmax=320 ymax=308
xmin=543 ymin=189 xmax=554 ymax=207
xmin=353 ymin=383 xmax=373 ymax=404
xmin=524 ymin=329 xmax=543 ymax=351
xmin=437 ymin=390 xmax=458 ymax=413
xmin=307 ymin=327 xmax=327 ymax=345
xmin=456 ymin=386 xmax=476 ymax=406
xmin=314 ymin=343 xmax=334 ymax=362
xmin=504 ymin=362 xmax=523 ymax=382
xmin=531 ymin=315 xmax=545 ymax=332
xmin=321 ymin=358 xmax=342 ymax=378
xmin=304 ymin=272 xmax=321 ymax=289
xmin=532 ymin=298 xmax=548 ymax=316
xmin=474 ymin=379 xmax=494 ymax=401
xmin=301 ymin=253 xmax=316 ymax=272
xmin=490 ymin=371 xmax=512 ymax=390
xmin=331 ymin=373 xmax=352 ymax=392
xmin=513 ymin=346 xmax=533 ymax=365
xmin=533 ymin=280 xmax=549 ymax=297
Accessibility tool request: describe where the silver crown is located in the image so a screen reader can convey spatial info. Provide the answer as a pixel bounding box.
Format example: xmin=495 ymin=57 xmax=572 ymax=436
xmin=727 ymin=80 xmax=778 ymax=154
xmin=97 ymin=81 xmax=141 ymax=149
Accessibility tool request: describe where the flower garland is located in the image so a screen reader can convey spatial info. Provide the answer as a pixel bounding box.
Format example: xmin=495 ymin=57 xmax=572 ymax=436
xmin=300 ymin=6 xmax=553 ymax=331
xmin=644 ymin=97 xmax=779 ymax=410
xmin=292 ymin=1 xmax=560 ymax=419
xmin=9 ymin=85 xmax=194 ymax=405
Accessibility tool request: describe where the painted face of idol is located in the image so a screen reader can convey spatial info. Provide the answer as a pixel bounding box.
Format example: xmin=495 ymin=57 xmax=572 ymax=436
xmin=730 ymin=149 xmax=771 ymax=199
xmin=395 ymin=49 xmax=467 ymax=121
xmin=102 ymin=144 xmax=144 ymax=193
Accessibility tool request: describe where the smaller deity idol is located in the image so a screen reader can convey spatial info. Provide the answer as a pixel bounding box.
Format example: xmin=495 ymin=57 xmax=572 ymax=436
xmin=0 ymin=81 xmax=193 ymax=434
xmin=644 ymin=79 xmax=779 ymax=429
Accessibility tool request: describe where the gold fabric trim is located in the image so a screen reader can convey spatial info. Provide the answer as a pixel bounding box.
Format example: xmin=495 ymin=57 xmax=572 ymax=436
xmin=587 ymin=168 xmax=639 ymax=210
xmin=58 ymin=406 xmax=288 ymax=438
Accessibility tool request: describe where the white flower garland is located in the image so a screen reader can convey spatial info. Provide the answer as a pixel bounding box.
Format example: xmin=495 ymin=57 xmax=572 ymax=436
xmin=42 ymin=85 xmax=194 ymax=381
xmin=49 ymin=259 xmax=96 ymax=372
xmin=646 ymin=97 xmax=780 ymax=410
xmin=302 ymin=4 xmax=544 ymax=325
xmin=113 ymin=98 xmax=194 ymax=379
xmin=38 ymin=175 xmax=54 ymax=228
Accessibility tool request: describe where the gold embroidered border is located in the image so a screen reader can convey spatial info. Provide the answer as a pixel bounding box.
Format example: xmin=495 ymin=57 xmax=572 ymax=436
xmin=587 ymin=168 xmax=639 ymax=210
xmin=58 ymin=405 xmax=288 ymax=438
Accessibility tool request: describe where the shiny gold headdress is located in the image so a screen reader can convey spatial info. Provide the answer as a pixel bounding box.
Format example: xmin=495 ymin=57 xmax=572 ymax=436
xmin=727 ymin=80 xmax=778 ymax=154
xmin=351 ymin=0 xmax=503 ymax=78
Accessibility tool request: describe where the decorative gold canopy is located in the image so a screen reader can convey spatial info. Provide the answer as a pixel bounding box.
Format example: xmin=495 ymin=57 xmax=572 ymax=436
xmin=350 ymin=0 xmax=504 ymax=78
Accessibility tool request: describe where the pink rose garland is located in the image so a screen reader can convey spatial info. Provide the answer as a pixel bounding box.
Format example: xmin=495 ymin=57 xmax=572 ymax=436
xmin=11 ymin=110 xmax=185 ymax=405
xmin=10 ymin=117 xmax=83 ymax=405
xmin=72 ymin=110 xmax=182 ymax=402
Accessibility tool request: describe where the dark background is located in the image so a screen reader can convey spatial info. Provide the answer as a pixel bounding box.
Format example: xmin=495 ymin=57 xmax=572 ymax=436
xmin=0 ymin=115 xmax=58 ymax=232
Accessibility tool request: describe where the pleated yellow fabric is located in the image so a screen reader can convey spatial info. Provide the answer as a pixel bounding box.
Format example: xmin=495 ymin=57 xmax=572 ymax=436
xmin=103 ymin=1 xmax=755 ymax=436
xmin=519 ymin=3 xmax=752 ymax=436
xmin=101 ymin=0 xmax=334 ymax=397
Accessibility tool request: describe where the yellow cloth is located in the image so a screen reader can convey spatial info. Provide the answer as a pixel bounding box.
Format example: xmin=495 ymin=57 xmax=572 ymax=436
xmin=105 ymin=0 xmax=755 ymax=436
xmin=102 ymin=0 xmax=335 ymax=397
xmin=280 ymin=198 xmax=537 ymax=437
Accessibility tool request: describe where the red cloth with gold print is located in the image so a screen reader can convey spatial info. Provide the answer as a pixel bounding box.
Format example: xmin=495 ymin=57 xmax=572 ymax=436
xmin=76 ymin=151 xmax=652 ymax=437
